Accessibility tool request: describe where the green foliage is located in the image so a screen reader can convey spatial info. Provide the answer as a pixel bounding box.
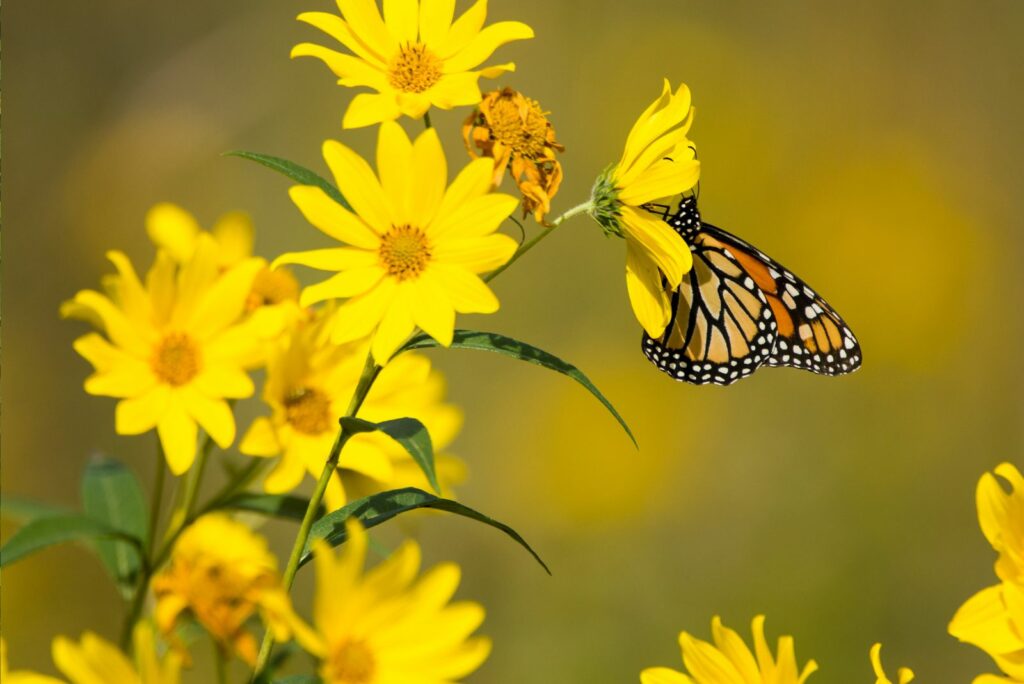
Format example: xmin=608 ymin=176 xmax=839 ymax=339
xmin=340 ymin=416 xmax=441 ymax=494
xmin=0 ymin=514 xmax=142 ymax=567
xmin=81 ymin=457 xmax=148 ymax=598
xmin=401 ymin=329 xmax=637 ymax=447
xmin=225 ymin=150 xmax=351 ymax=210
xmin=0 ymin=497 xmax=70 ymax=521
xmin=299 ymin=487 xmax=549 ymax=574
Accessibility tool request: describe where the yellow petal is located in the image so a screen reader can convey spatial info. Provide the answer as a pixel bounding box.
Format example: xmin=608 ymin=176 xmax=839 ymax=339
xmin=640 ymin=668 xmax=695 ymax=684
xmin=240 ymin=417 xmax=281 ymax=457
xmin=71 ymin=290 xmax=152 ymax=357
xmin=290 ymin=43 xmax=388 ymax=89
xmin=273 ymin=246 xmax=379 ymax=272
xmin=146 ymin=251 xmax=178 ymax=325
xmin=710 ymin=616 xmax=760 ymax=681
xmin=157 ymin=403 xmax=199 ymax=475
xmin=428 ymin=193 xmax=518 ymax=240
xmin=436 ymin=158 xmax=495 ymax=220
xmin=435 ymin=0 xmax=486 ymax=59
xmin=620 ymin=205 xmax=693 ymax=288
xmin=431 ymin=234 xmax=517 ymax=273
xmin=343 ymin=92 xmax=403 ymax=129
xmin=410 ymin=127 xmax=447 ymax=225
xmin=264 ymin=446 xmax=308 ymax=493
xmin=478 ymin=60 xmax=515 ymax=79
xmin=625 ymin=230 xmax=672 ymax=338
xmin=949 ymin=584 xmax=1024 ymax=653
xmin=300 ymin=267 xmax=387 ymax=307
xmin=426 ymin=265 xmax=499 ymax=313
xmin=289 ymin=185 xmax=381 ymax=249
xmin=171 ymin=234 xmax=221 ymax=326
xmin=336 ymin=0 xmax=397 ymax=59
xmin=419 ymin=0 xmax=455 ymax=46
xmin=296 ymin=11 xmax=387 ymax=67
xmin=73 ymin=332 xmax=133 ymax=373
xmin=371 ymin=285 xmax=416 ymax=363
xmin=106 ymin=250 xmax=153 ymax=324
xmin=115 ymin=386 xmax=172 ymax=435
xmin=619 ymin=81 xmax=692 ymax=175
xmin=434 ymin=635 xmax=492 ymax=679
xmin=322 ymin=139 xmax=394 ymax=232
xmin=211 ymin=211 xmax=254 ymax=266
xmin=146 ymin=202 xmax=201 ymax=262
xmin=330 ymin=278 xmax=399 ymax=344
xmin=410 ymin=276 xmax=455 ymax=347
xmin=187 ymin=258 xmax=263 ymax=339
xmin=618 ymin=158 xmax=701 ymax=206
xmin=679 ymin=632 xmax=746 ymax=684
xmin=338 ymin=436 xmax=395 ymax=481
xmin=396 ymin=91 xmax=432 ymax=119
xmin=383 ymin=0 xmax=418 ymax=44
xmin=85 ymin=363 xmax=158 ymax=398
xmin=377 ymin=121 xmax=414 ymax=224
xmin=192 ymin=365 xmax=255 ymax=399
xmin=442 ymin=21 xmax=533 ymax=73
xmin=428 ymin=71 xmax=482 ymax=109
xmin=181 ymin=387 xmax=236 ymax=449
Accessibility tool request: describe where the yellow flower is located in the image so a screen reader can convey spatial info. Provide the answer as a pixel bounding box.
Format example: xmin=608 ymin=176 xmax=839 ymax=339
xmin=63 ymin=237 xmax=267 ymax=474
xmin=640 ymin=616 xmax=818 ymax=684
xmin=870 ymin=643 xmax=914 ymax=684
xmin=1 ymin=638 xmax=63 ymax=684
xmin=240 ymin=308 xmax=465 ymax=509
xmin=303 ymin=519 xmax=490 ymax=683
xmin=146 ymin=202 xmax=303 ymax=331
xmin=977 ymin=463 xmax=1024 ymax=583
xmin=274 ymin=122 xmax=519 ymax=363
xmin=49 ymin=623 xmax=181 ymax=684
xmin=590 ymin=80 xmax=700 ymax=338
xmin=463 ymin=87 xmax=565 ymax=223
xmin=152 ymin=514 xmax=314 ymax=665
xmin=293 ymin=0 xmax=533 ymax=128
xmin=950 ymin=579 xmax=1024 ymax=681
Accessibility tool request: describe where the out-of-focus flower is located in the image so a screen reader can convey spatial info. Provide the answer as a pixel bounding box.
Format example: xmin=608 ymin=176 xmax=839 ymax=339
xmin=977 ymin=463 xmax=1024 ymax=583
xmin=639 ymin=616 xmax=817 ymax=684
xmin=50 ymin=623 xmax=181 ymax=684
xmin=152 ymin=514 xmax=314 ymax=664
xmin=240 ymin=308 xmax=465 ymax=510
xmin=63 ymin=237 xmax=266 ymax=474
xmin=274 ymin=122 xmax=518 ymax=362
xmin=1 ymin=637 xmax=63 ymax=684
xmin=463 ymin=87 xmax=564 ymax=222
xmin=146 ymin=202 xmax=302 ymax=333
xmin=870 ymin=643 xmax=914 ymax=684
xmin=292 ymin=0 xmax=533 ymax=128
xmin=302 ymin=519 xmax=490 ymax=683
xmin=589 ymin=80 xmax=699 ymax=338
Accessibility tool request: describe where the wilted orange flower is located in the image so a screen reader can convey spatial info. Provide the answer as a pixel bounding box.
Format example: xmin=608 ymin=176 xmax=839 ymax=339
xmin=463 ymin=87 xmax=564 ymax=222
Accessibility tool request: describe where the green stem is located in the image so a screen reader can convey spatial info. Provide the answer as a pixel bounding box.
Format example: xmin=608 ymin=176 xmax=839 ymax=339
xmin=483 ymin=200 xmax=593 ymax=283
xmin=146 ymin=445 xmax=167 ymax=557
xmin=214 ymin=641 xmax=229 ymax=684
xmin=251 ymin=351 xmax=382 ymax=680
xmin=423 ymin=111 xmax=433 ymax=129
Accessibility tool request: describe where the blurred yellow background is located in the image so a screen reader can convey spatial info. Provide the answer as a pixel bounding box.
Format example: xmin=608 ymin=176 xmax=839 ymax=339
xmin=4 ymin=0 xmax=1023 ymax=680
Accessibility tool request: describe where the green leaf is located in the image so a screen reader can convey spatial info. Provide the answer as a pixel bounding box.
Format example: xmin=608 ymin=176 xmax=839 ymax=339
xmin=220 ymin=493 xmax=321 ymax=522
xmin=81 ymin=458 xmax=148 ymax=596
xmin=340 ymin=417 xmax=440 ymax=494
xmin=401 ymin=329 xmax=637 ymax=447
xmin=0 ymin=497 xmax=70 ymax=522
xmin=273 ymin=677 xmax=320 ymax=684
xmin=224 ymin=150 xmax=350 ymax=210
xmin=299 ymin=488 xmax=549 ymax=574
xmin=0 ymin=514 xmax=141 ymax=567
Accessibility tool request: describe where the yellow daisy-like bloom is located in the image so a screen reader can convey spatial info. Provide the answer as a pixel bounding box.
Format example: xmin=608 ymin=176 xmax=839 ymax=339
xmin=293 ymin=0 xmax=533 ymax=128
xmin=63 ymin=237 xmax=266 ymax=474
xmin=146 ymin=202 xmax=303 ymax=331
xmin=303 ymin=519 xmax=490 ymax=683
xmin=950 ymin=579 xmax=1024 ymax=681
xmin=48 ymin=623 xmax=181 ymax=684
xmin=274 ymin=121 xmax=519 ymax=363
xmin=640 ymin=616 xmax=818 ymax=684
xmin=590 ymin=80 xmax=700 ymax=338
xmin=152 ymin=514 xmax=314 ymax=665
xmin=1 ymin=638 xmax=63 ymax=684
xmin=240 ymin=308 xmax=465 ymax=510
xmin=977 ymin=463 xmax=1024 ymax=583
xmin=463 ymin=86 xmax=565 ymax=223
xmin=870 ymin=643 xmax=914 ymax=684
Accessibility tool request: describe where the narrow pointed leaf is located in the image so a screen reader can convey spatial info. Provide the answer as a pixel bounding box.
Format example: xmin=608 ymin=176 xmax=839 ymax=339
xmin=220 ymin=493 xmax=322 ymax=521
xmin=340 ymin=416 xmax=440 ymax=494
xmin=81 ymin=457 xmax=148 ymax=596
xmin=401 ymin=329 xmax=637 ymax=447
xmin=299 ymin=487 xmax=549 ymax=574
xmin=225 ymin=150 xmax=351 ymax=210
xmin=0 ymin=497 xmax=70 ymax=522
xmin=0 ymin=515 xmax=142 ymax=567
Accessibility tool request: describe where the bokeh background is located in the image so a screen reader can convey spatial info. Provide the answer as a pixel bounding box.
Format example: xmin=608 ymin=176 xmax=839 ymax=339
xmin=4 ymin=0 xmax=1024 ymax=680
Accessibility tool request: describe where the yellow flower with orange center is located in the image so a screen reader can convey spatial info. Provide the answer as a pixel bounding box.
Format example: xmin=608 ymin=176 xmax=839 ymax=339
xmin=590 ymin=80 xmax=700 ymax=338
xmin=152 ymin=514 xmax=314 ymax=665
xmin=273 ymin=121 xmax=519 ymax=363
xmin=63 ymin=235 xmax=267 ymax=474
xmin=240 ymin=308 xmax=465 ymax=510
xmin=302 ymin=519 xmax=490 ymax=683
xmin=463 ymin=87 xmax=565 ymax=222
xmin=293 ymin=0 xmax=533 ymax=128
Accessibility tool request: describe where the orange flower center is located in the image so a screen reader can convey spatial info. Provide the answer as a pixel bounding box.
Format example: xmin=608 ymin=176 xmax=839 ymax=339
xmin=488 ymin=94 xmax=550 ymax=159
xmin=326 ymin=639 xmax=376 ymax=684
xmin=151 ymin=333 xmax=201 ymax=386
xmin=388 ymin=43 xmax=443 ymax=93
xmin=284 ymin=387 xmax=333 ymax=435
xmin=246 ymin=266 xmax=300 ymax=312
xmin=379 ymin=225 xmax=431 ymax=281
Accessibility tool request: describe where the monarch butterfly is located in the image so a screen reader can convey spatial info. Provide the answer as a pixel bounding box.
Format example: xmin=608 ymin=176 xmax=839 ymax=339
xmin=641 ymin=196 xmax=861 ymax=385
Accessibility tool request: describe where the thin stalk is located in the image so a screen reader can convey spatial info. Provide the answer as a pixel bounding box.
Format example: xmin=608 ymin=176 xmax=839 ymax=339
xmin=251 ymin=351 xmax=382 ymax=680
xmin=483 ymin=200 xmax=593 ymax=283
xmin=214 ymin=642 xmax=229 ymax=684
xmin=423 ymin=111 xmax=433 ymax=129
xmin=145 ymin=447 xmax=167 ymax=556
xmin=164 ymin=435 xmax=214 ymax=543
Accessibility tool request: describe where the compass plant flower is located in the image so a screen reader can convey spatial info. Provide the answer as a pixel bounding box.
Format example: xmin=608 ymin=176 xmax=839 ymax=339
xmin=273 ymin=121 xmax=519 ymax=363
xmin=240 ymin=308 xmax=464 ymax=510
xmin=293 ymin=0 xmax=534 ymax=128
xmin=640 ymin=616 xmax=818 ymax=684
xmin=49 ymin=623 xmax=182 ymax=684
xmin=302 ymin=519 xmax=491 ymax=683
xmin=63 ymin=236 xmax=266 ymax=474
xmin=463 ymin=86 xmax=564 ymax=223
xmin=590 ymin=80 xmax=699 ymax=338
